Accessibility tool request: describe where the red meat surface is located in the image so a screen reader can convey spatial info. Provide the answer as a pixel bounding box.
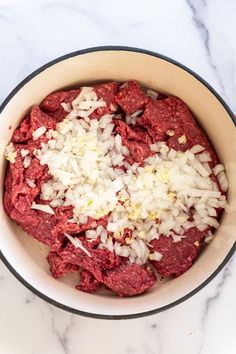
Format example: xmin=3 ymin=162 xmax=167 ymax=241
xmin=76 ymin=270 xmax=100 ymax=293
xmin=104 ymin=263 xmax=156 ymax=296
xmin=41 ymin=89 xmax=80 ymax=121
xmin=12 ymin=116 xmax=32 ymax=143
xmin=150 ymin=236 xmax=199 ymax=278
xmin=47 ymin=251 xmax=80 ymax=278
xmin=138 ymin=97 xmax=218 ymax=165
xmin=114 ymin=119 xmax=152 ymax=163
xmin=91 ymin=82 xmax=118 ymax=118
xmin=59 ymin=241 xmax=122 ymax=282
xmin=115 ymin=81 xmax=149 ymax=114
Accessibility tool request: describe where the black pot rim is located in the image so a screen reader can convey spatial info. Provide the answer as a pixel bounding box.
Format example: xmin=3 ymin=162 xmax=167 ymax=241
xmin=0 ymin=45 xmax=235 ymax=320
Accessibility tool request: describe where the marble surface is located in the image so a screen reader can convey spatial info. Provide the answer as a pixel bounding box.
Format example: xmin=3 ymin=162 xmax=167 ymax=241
xmin=0 ymin=0 xmax=235 ymax=353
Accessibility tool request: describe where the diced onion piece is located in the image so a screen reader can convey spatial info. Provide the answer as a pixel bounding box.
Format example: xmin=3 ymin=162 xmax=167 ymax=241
xmin=196 ymin=223 xmax=208 ymax=231
xmin=202 ymin=216 xmax=220 ymax=229
xmin=32 ymin=126 xmax=46 ymax=140
xmin=192 ymin=159 xmax=210 ymax=177
xmin=5 ymin=142 xmax=17 ymax=163
xmin=197 ymin=153 xmax=212 ymax=162
xmin=130 ymin=239 xmax=142 ymax=259
xmin=217 ymin=171 xmax=228 ymax=192
xmin=131 ymin=109 xmax=143 ymax=118
xmin=50 ymin=199 xmax=63 ymax=208
xmin=205 ymin=232 xmax=214 ymax=243
xmin=183 ymin=221 xmax=194 ymax=230
xmin=203 ymin=163 xmax=212 ymax=175
xmin=112 ymin=177 xmax=123 ymax=193
xmin=31 ymin=202 xmax=55 ymax=214
xmin=213 ymin=164 xmax=224 ymax=176
xmin=107 ymin=222 xmax=119 ymax=232
xmin=20 ymin=149 xmax=30 ymax=157
xmin=23 ymin=156 xmax=32 ymax=168
xmin=166 ymin=129 xmax=175 ymax=136
xmin=207 ymin=206 xmax=217 ymax=217
xmin=146 ymin=89 xmax=158 ymax=100
xmin=149 ymin=143 xmax=160 ymax=152
xmin=64 ymin=233 xmax=91 ymax=257
xmin=25 ymin=178 xmax=36 ymax=188
xmin=190 ymin=145 xmax=205 ymax=154
xmin=178 ymin=134 xmax=187 ymax=144
xmin=149 ymin=251 xmax=163 ymax=261
xmin=61 ymin=102 xmax=71 ymax=112
xmin=119 ymin=246 xmax=130 ymax=257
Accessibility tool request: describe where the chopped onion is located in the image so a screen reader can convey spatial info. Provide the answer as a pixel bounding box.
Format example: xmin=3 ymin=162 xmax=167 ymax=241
xmin=196 ymin=223 xmax=208 ymax=231
xmin=107 ymin=222 xmax=119 ymax=232
xmin=26 ymin=178 xmax=36 ymax=188
xmin=64 ymin=233 xmax=91 ymax=257
xmin=217 ymin=171 xmax=228 ymax=192
xmin=131 ymin=109 xmax=143 ymax=118
xmin=190 ymin=145 xmax=205 ymax=154
xmin=202 ymin=216 xmax=220 ymax=229
xmin=192 ymin=159 xmax=210 ymax=177
xmin=32 ymin=126 xmax=46 ymax=140
xmin=146 ymin=89 xmax=158 ymax=100
xmin=31 ymin=202 xmax=55 ymax=214
xmin=61 ymin=102 xmax=71 ymax=112
xmin=23 ymin=156 xmax=32 ymax=168
xmin=213 ymin=164 xmax=224 ymax=176
xmin=149 ymin=251 xmax=163 ymax=261
xmin=20 ymin=149 xmax=30 ymax=157
xmin=197 ymin=153 xmax=212 ymax=162
xmin=205 ymin=232 xmax=214 ymax=243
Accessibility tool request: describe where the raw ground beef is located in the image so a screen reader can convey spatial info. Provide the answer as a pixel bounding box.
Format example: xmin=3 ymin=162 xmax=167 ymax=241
xmin=150 ymin=236 xmax=199 ymax=278
xmin=103 ymin=263 xmax=156 ymax=297
xmin=76 ymin=270 xmax=100 ymax=293
xmin=115 ymin=81 xmax=149 ymax=114
xmin=3 ymin=81 xmax=225 ymax=296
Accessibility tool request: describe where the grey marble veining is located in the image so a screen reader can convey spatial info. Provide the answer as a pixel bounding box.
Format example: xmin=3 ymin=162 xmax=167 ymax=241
xmin=0 ymin=1 xmax=235 ymax=353
xmin=186 ymin=0 xmax=227 ymax=98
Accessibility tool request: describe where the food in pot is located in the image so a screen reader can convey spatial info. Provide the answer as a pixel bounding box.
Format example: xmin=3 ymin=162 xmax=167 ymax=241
xmin=4 ymin=81 xmax=228 ymax=296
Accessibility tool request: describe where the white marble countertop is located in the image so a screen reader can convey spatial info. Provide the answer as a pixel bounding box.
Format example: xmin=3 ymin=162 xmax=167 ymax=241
xmin=0 ymin=0 xmax=235 ymax=353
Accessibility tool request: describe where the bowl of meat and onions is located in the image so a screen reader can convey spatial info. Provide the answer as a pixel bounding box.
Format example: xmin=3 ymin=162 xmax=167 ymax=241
xmin=0 ymin=47 xmax=235 ymax=319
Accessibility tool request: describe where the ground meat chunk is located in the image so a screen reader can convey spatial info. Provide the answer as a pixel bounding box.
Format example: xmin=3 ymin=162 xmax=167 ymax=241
xmin=76 ymin=270 xmax=100 ymax=293
xmin=114 ymin=120 xmax=152 ymax=163
xmin=183 ymin=226 xmax=209 ymax=245
xmin=30 ymin=106 xmax=57 ymax=131
xmin=47 ymin=251 xmax=79 ymax=278
xmin=150 ymin=236 xmax=199 ymax=277
xmin=40 ymin=89 xmax=80 ymax=121
xmin=52 ymin=215 xmax=108 ymax=237
xmin=6 ymin=154 xmax=39 ymax=213
xmin=104 ymin=263 xmax=156 ymax=296
xmin=41 ymin=90 xmax=80 ymax=112
xmin=126 ymin=141 xmax=151 ymax=163
xmin=8 ymin=203 xmax=62 ymax=250
xmin=115 ymin=81 xmax=149 ymax=115
xmin=138 ymin=98 xmax=184 ymax=142
xmin=91 ymin=82 xmax=118 ymax=118
xmin=59 ymin=242 xmax=121 ymax=282
xmin=12 ymin=116 xmax=32 ymax=143
xmin=138 ymin=97 xmax=218 ymax=164
xmin=24 ymin=157 xmax=48 ymax=184
xmin=115 ymin=120 xmax=152 ymax=145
